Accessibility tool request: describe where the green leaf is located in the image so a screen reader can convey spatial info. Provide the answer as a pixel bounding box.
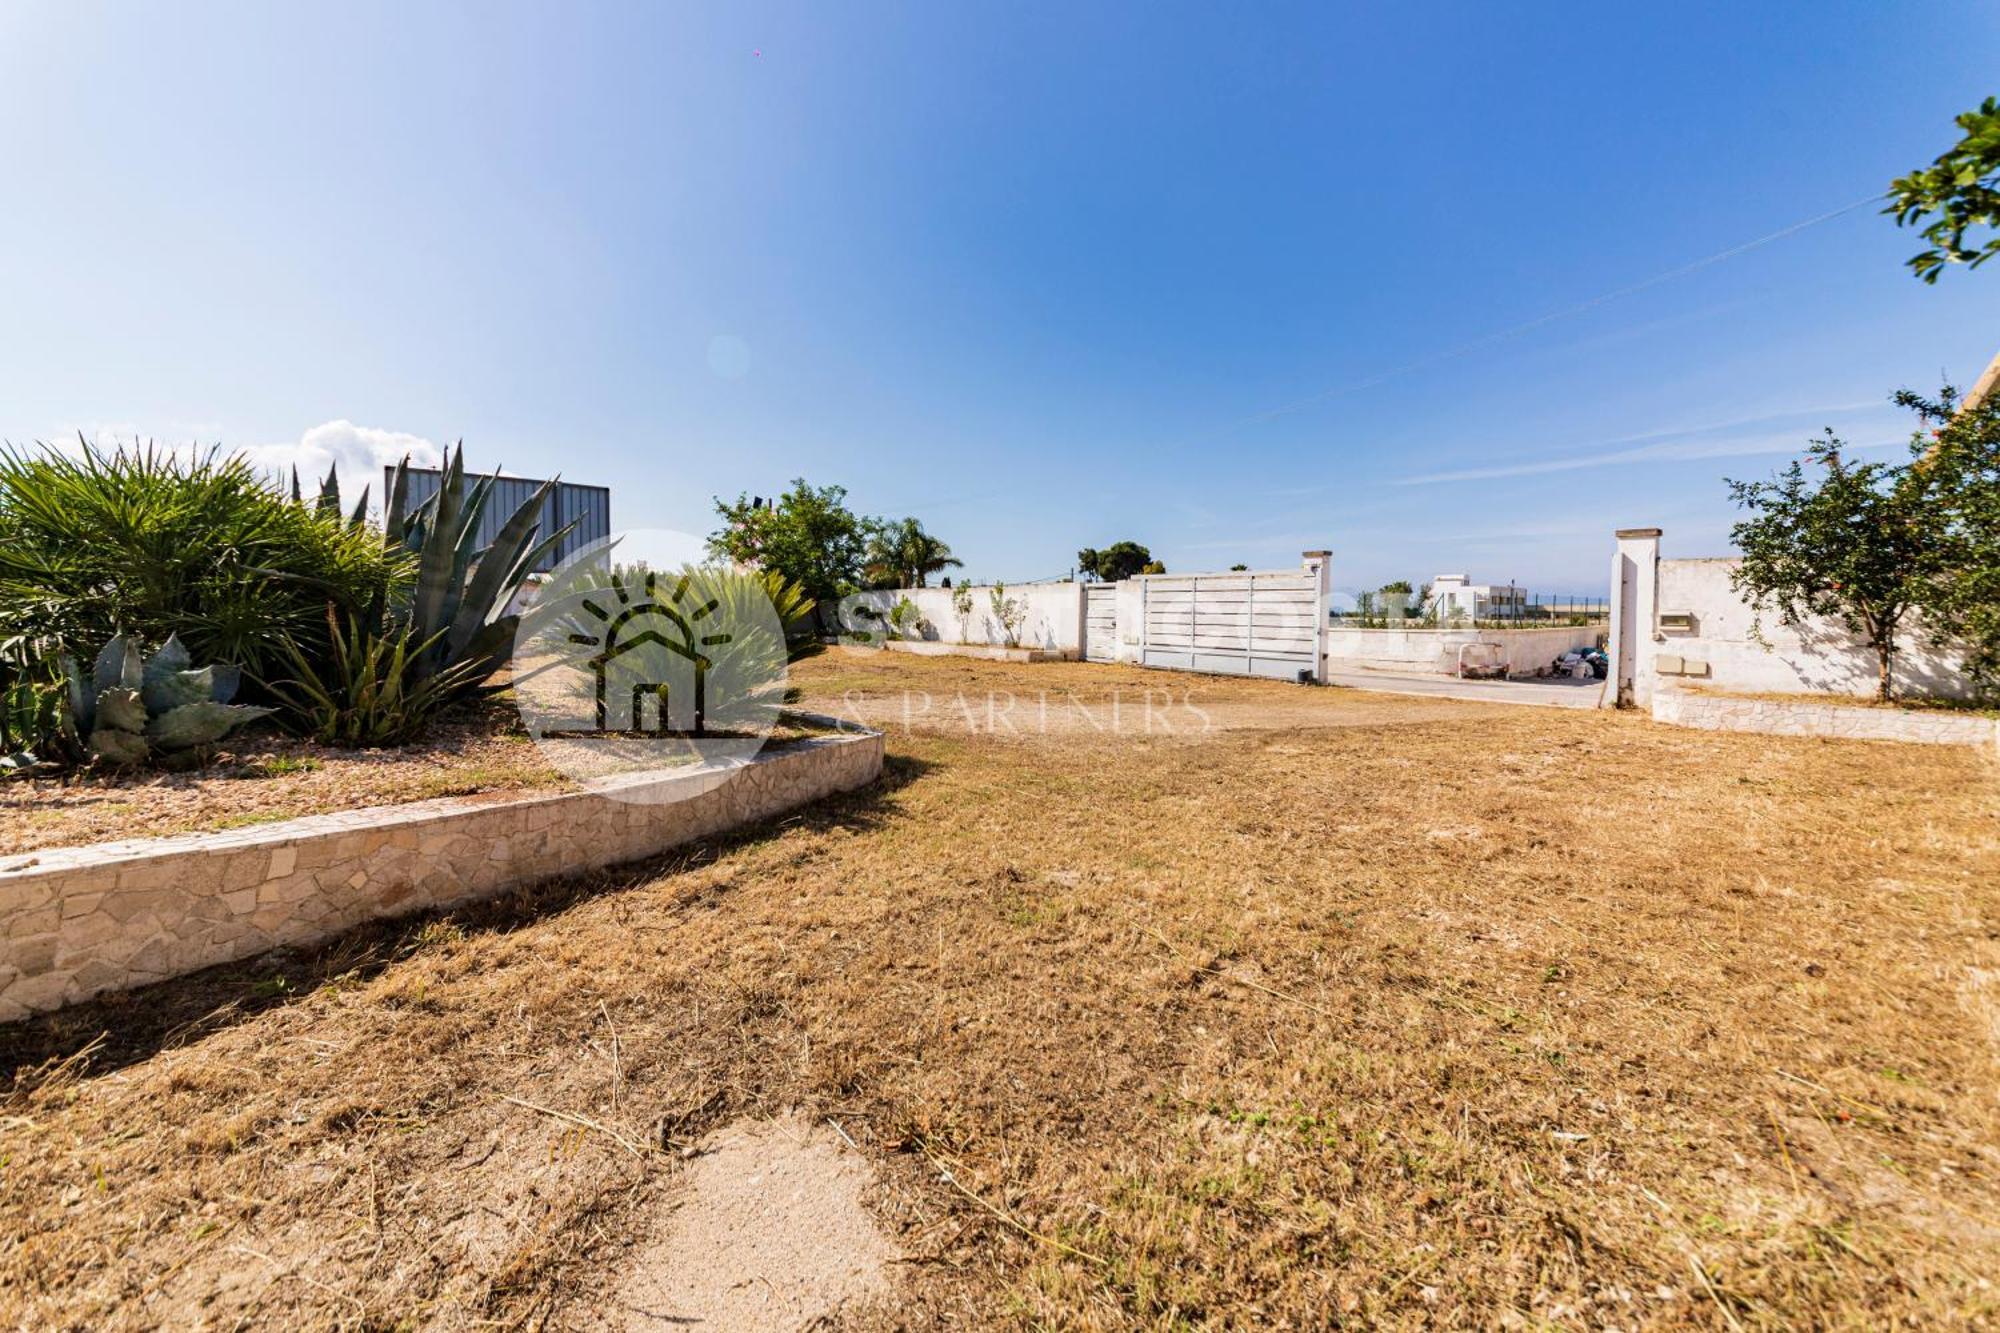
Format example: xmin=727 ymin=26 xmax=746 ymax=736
xmin=143 ymin=632 xmax=192 ymax=684
xmin=96 ymin=685 xmax=148 ymax=732
xmin=88 ymin=725 xmax=150 ymax=766
xmin=142 ymin=667 xmax=215 ymax=714
xmin=93 ymin=635 xmax=141 ymax=695
xmin=145 ymin=701 xmax=273 ymax=751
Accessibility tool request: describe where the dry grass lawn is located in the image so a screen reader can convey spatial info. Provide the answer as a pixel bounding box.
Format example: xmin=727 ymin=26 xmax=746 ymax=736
xmin=2 ymin=652 xmax=1997 ymax=1328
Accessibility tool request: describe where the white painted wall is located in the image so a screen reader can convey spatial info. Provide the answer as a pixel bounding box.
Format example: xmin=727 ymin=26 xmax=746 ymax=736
xmin=1324 ymin=626 xmax=1601 ymax=676
xmin=839 ymin=583 xmax=1085 ymax=655
xmin=1648 ymin=557 xmax=1975 ymax=702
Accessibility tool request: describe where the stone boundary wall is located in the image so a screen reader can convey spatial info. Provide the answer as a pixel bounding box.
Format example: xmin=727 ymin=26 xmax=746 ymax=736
xmin=1652 ymin=689 xmax=1999 ymax=750
xmin=0 ymin=723 xmax=883 ymax=1021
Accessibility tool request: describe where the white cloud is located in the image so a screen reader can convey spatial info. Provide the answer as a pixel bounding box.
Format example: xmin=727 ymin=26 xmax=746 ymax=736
xmin=240 ymin=420 xmax=442 ymax=509
xmin=32 ymin=419 xmax=442 ymax=514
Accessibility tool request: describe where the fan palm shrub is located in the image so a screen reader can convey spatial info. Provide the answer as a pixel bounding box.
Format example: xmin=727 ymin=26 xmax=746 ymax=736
xmin=0 ymin=441 xmax=402 ymax=678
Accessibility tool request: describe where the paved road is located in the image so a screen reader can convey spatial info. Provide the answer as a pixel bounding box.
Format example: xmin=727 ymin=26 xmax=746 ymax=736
xmin=1323 ymin=668 xmax=1607 ymax=710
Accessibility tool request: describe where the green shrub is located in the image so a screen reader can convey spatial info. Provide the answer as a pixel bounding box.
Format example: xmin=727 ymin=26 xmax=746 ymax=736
xmin=265 ymin=613 xmax=483 ymax=748
xmin=0 ymin=441 xmax=403 ymax=678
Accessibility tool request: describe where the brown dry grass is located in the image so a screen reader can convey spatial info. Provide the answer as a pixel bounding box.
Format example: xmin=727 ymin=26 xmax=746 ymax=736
xmin=1 ymin=652 xmax=1996 ymax=1329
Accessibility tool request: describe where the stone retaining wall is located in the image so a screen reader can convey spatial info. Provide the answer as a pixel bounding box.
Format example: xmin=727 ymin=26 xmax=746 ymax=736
xmin=1652 ymin=689 xmax=1999 ymax=750
xmin=0 ymin=724 xmax=883 ymax=1021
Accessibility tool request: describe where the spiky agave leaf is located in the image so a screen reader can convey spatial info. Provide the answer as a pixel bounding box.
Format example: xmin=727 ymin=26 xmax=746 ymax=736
xmin=65 ymin=657 xmax=94 ymax=732
xmin=88 ymin=726 xmax=150 ymax=765
xmin=145 ymin=701 xmax=273 ymax=751
xmin=316 ymin=465 xmax=341 ymax=519
xmin=143 ymin=633 xmax=192 ymax=684
xmin=408 ymin=445 xmax=470 ymax=658
xmin=93 ymin=635 xmax=142 ymax=696
xmin=142 ymin=667 xmax=216 ymax=713
xmin=445 ymin=476 xmax=566 ymax=664
xmin=383 ymin=456 xmax=413 ymax=546
xmin=95 ymin=685 xmax=148 ymax=733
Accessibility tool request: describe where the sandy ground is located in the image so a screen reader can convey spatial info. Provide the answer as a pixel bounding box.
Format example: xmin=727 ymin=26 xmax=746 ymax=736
xmin=587 ymin=1114 xmax=900 ymax=1331
xmin=1 ymin=651 xmax=1996 ymax=1328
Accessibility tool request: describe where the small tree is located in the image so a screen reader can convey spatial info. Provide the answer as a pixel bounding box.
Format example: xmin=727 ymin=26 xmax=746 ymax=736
xmin=1077 ymin=542 xmax=1154 ymax=583
xmin=886 ymin=596 xmax=926 ymax=642
xmin=1727 ymin=434 xmax=1938 ymax=701
xmin=709 ymin=480 xmax=870 ymax=629
xmin=863 ymin=516 xmax=961 ymax=589
xmin=1899 ymin=386 xmax=2000 ymax=696
xmin=1888 ymin=96 xmax=2000 ymax=282
xmin=988 ymin=582 xmax=1027 ymax=647
xmin=950 ymin=581 xmax=975 ymax=641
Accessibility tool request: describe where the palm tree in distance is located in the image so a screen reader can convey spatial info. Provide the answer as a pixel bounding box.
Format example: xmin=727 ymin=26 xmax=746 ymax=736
xmin=865 ymin=517 xmax=963 ymax=588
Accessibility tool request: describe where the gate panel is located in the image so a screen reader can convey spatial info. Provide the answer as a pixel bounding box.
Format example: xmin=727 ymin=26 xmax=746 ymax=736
xmin=1138 ymin=571 xmax=1322 ymax=680
xmin=1084 ymin=584 xmax=1116 ymax=662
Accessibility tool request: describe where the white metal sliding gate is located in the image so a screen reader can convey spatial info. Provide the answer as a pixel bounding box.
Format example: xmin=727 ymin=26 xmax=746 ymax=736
xmin=1138 ymin=570 xmax=1323 ymax=681
xmin=1083 ymin=584 xmax=1116 ymax=662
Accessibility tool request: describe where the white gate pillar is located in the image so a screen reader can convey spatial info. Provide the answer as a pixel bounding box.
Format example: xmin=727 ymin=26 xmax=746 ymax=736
xmin=1606 ymin=528 xmax=1661 ymax=709
xmin=1302 ymin=550 xmax=1331 ymax=683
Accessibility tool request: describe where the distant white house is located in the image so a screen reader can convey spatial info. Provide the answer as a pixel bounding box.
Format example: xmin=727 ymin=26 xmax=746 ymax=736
xmin=1426 ymin=574 xmax=1528 ymax=622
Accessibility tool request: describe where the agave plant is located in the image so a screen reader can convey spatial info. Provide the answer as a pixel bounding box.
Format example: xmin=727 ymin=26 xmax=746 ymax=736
xmin=265 ymin=612 xmax=484 ymax=747
xmin=10 ymin=634 xmax=274 ymax=769
xmin=379 ymin=444 xmax=576 ymax=694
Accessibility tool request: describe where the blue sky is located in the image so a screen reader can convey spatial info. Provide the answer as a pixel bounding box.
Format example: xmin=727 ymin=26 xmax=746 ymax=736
xmin=2 ymin=2 xmax=1994 ymax=599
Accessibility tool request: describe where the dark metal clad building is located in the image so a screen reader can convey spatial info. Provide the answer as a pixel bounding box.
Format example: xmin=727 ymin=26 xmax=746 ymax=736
xmin=389 ymin=468 xmax=609 ymax=573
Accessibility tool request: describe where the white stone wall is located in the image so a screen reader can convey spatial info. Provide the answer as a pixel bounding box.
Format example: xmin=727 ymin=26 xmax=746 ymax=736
xmin=0 ymin=726 xmax=883 ymax=1021
xmin=1324 ymin=626 xmax=1601 ymax=676
xmin=1653 ymin=689 xmax=1998 ymax=750
xmin=1649 ymin=557 xmax=1975 ymax=701
xmin=840 ymin=584 xmax=1084 ymax=655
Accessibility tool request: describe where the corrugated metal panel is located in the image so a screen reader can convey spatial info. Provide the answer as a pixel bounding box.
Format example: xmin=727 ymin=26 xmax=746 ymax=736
xmin=388 ymin=468 xmax=610 ymax=573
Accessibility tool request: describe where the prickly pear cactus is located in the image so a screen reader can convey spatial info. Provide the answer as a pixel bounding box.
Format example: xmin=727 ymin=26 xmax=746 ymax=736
xmin=75 ymin=634 xmax=271 ymax=766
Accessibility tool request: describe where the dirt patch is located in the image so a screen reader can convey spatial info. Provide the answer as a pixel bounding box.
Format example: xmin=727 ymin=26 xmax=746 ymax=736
xmin=593 ymin=1115 xmax=898 ymax=1331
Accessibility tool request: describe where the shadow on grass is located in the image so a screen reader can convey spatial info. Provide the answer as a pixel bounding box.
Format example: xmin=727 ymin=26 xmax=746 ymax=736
xmin=0 ymin=753 xmax=935 ymax=1087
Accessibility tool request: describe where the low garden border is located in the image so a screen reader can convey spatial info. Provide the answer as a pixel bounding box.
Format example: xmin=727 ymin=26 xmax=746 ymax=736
xmin=0 ymin=718 xmax=883 ymax=1021
xmin=1652 ymin=688 xmax=1999 ymax=750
